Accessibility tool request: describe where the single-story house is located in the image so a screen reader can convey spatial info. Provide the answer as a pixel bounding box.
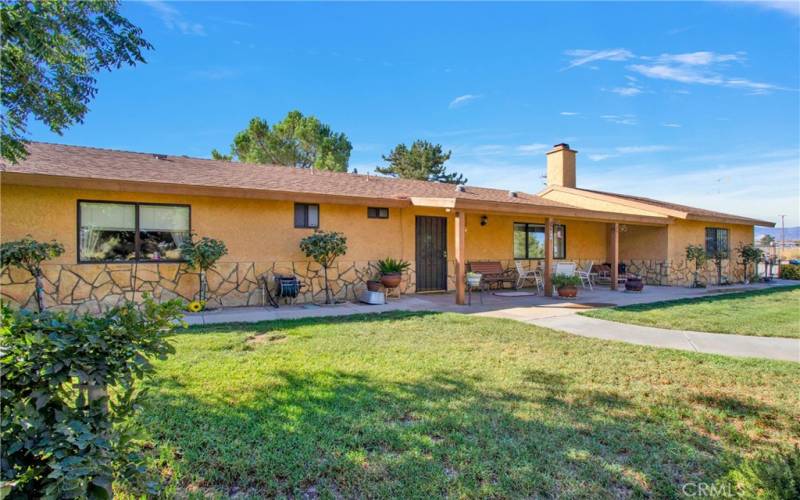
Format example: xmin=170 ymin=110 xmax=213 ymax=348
xmin=0 ymin=142 xmax=773 ymax=312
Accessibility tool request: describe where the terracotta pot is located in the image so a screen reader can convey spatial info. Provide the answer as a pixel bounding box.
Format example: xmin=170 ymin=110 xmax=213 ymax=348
xmin=380 ymin=273 xmax=402 ymax=289
xmin=557 ymin=285 xmax=578 ymax=298
xmin=625 ymin=277 xmax=644 ymax=292
xmin=366 ymin=280 xmax=382 ymax=292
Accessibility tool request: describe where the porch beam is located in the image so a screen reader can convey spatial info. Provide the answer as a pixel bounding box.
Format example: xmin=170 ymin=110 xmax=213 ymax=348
xmin=454 ymin=210 xmax=466 ymax=305
xmin=544 ymin=217 xmax=554 ymax=297
xmin=610 ymin=222 xmax=619 ymax=291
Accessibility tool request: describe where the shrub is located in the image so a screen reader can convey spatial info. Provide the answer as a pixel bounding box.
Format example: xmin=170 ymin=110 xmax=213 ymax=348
xmin=780 ymin=264 xmax=800 ymax=280
xmin=552 ymin=274 xmax=582 ymax=288
xmin=377 ymin=258 xmax=411 ymax=275
xmin=0 ymin=296 xmax=184 ymax=498
xmin=721 ymin=446 xmax=800 ymax=499
xmin=737 ymin=243 xmax=764 ymax=283
xmin=179 ymin=234 xmax=228 ymax=302
xmin=685 ymin=244 xmax=707 ymax=288
xmin=299 ymin=231 xmax=347 ymax=304
xmin=0 ymin=236 xmax=64 ymax=311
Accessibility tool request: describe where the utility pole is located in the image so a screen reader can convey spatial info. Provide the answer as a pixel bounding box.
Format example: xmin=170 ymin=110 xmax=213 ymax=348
xmin=779 ymin=214 xmax=786 ymax=263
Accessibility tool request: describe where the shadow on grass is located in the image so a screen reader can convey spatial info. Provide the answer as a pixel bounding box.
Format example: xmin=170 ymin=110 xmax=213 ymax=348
xmin=179 ymin=310 xmax=444 ymax=336
xmin=588 ymin=285 xmax=799 ymax=315
xmin=136 ymin=362 xmax=785 ymax=498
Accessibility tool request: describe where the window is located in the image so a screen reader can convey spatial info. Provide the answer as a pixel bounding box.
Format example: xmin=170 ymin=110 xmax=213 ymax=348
xmin=705 ymin=227 xmax=729 ymax=257
xmin=294 ymin=203 xmax=319 ymax=228
xmin=367 ymin=207 xmax=389 ymax=219
xmin=78 ymin=201 xmax=190 ymax=262
xmin=513 ymin=223 xmax=567 ymax=259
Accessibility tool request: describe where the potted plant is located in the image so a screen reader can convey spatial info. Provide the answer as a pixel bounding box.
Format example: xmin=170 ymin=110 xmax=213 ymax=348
xmin=366 ymin=273 xmax=382 ymax=292
xmin=552 ymin=274 xmax=582 ymax=298
xmin=625 ymin=276 xmax=644 ymax=292
xmin=377 ymin=258 xmax=411 ymax=289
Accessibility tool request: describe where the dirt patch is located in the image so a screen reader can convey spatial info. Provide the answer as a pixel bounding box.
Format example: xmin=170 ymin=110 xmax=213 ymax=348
xmin=246 ymin=332 xmax=288 ymax=346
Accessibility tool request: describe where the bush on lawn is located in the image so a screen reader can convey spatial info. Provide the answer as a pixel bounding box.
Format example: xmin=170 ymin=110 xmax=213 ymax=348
xmin=721 ymin=446 xmax=800 ymax=499
xmin=0 ymin=296 xmax=184 ymax=498
xmin=779 ymin=264 xmax=800 ymax=280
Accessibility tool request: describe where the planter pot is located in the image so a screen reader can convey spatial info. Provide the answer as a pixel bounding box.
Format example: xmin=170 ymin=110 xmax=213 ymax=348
xmin=625 ymin=277 xmax=644 ymax=292
xmin=466 ymin=277 xmax=482 ymax=287
xmin=557 ymin=285 xmax=578 ymax=298
xmin=380 ymin=273 xmax=402 ymax=289
xmin=366 ymin=280 xmax=382 ymax=292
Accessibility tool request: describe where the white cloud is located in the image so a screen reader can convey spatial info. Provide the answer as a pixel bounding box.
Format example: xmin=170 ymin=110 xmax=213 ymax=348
xmin=144 ymin=0 xmax=205 ymax=35
xmin=629 ymin=63 xmax=784 ymax=94
xmin=650 ymin=51 xmax=744 ymax=66
xmin=517 ymin=143 xmax=549 ymax=154
xmin=609 ymin=86 xmax=643 ymax=96
xmin=739 ymin=1 xmax=800 ymax=17
xmin=588 ymin=145 xmax=672 ymax=161
xmin=662 ymin=123 xmax=682 ymax=128
xmin=588 ymin=154 xmax=618 ymax=162
xmin=601 ymin=114 xmax=638 ymax=125
xmin=560 ymin=111 xmax=580 ymax=116
xmin=449 ymin=94 xmax=481 ymax=109
xmin=561 ymin=48 xmax=634 ymax=70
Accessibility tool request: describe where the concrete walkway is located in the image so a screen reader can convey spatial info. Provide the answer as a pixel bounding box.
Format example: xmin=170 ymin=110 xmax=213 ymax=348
xmin=526 ymin=314 xmax=800 ymax=363
xmin=183 ymin=281 xmax=799 ymax=362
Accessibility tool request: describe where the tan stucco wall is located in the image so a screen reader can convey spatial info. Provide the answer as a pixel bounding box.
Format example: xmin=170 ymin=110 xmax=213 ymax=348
xmin=0 ymin=183 xmax=758 ymax=309
xmin=620 ymin=225 xmax=668 ymax=261
xmin=666 ymin=220 xmax=754 ymax=285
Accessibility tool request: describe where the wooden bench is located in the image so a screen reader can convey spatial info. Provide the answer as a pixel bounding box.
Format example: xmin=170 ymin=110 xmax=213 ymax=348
xmin=467 ymin=261 xmax=517 ymax=290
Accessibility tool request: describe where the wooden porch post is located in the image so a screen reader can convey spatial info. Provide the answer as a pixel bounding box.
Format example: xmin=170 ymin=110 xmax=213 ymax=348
xmin=454 ymin=210 xmax=466 ymax=305
xmin=610 ymin=222 xmax=619 ymax=291
xmin=544 ymin=217 xmax=554 ymax=296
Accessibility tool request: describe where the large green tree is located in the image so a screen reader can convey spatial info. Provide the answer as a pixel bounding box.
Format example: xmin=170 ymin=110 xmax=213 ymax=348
xmin=212 ymin=111 xmax=352 ymax=172
xmin=376 ymin=140 xmax=467 ymax=184
xmin=1 ymin=0 xmax=152 ymax=163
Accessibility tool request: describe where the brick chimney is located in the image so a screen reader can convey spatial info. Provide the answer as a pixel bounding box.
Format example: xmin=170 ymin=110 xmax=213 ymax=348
xmin=546 ymin=143 xmax=577 ymax=188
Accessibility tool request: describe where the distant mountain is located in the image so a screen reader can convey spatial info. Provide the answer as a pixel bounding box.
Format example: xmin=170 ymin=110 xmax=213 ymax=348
xmin=755 ymin=226 xmax=800 ymax=242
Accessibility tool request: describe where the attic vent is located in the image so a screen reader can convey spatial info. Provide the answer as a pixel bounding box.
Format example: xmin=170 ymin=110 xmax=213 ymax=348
xmin=152 ymin=154 xmax=168 ymax=160
xmin=455 ymin=185 xmax=465 ymax=192
xmin=509 ymin=191 xmax=518 ymax=198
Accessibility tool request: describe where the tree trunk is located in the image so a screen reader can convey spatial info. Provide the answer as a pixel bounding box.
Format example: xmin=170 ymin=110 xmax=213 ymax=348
xmin=200 ymin=270 xmax=207 ymax=302
xmin=716 ymin=260 xmax=723 ymax=286
xmin=34 ymin=269 xmax=46 ymax=312
xmin=323 ymin=265 xmax=331 ymax=304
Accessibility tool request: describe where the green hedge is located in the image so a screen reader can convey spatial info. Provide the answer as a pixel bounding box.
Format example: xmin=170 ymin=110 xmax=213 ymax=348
xmin=1 ymin=296 xmax=184 ymax=498
xmin=780 ymin=264 xmax=800 ymax=280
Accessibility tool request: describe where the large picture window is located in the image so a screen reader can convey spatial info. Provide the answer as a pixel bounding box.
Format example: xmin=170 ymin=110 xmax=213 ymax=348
xmin=705 ymin=227 xmax=729 ymax=257
xmin=78 ymin=201 xmax=190 ymax=262
xmin=513 ymin=223 xmax=566 ymax=259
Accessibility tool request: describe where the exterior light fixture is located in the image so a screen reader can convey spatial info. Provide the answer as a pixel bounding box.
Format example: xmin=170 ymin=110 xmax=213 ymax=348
xmin=480 ymin=215 xmax=488 ymax=226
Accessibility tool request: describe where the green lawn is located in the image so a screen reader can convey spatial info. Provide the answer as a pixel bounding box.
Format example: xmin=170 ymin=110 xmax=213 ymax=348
xmin=581 ymin=286 xmax=800 ymax=338
xmin=135 ymin=312 xmax=800 ymax=498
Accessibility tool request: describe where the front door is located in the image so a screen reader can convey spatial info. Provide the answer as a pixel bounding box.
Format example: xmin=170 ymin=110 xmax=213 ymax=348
xmin=415 ymin=216 xmax=448 ymax=291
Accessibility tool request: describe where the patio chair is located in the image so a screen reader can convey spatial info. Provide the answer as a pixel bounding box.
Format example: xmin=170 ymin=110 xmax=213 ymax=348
xmin=554 ymin=261 xmax=577 ymax=276
xmin=514 ymin=261 xmax=538 ymax=289
xmin=532 ymin=269 xmax=545 ymax=295
xmin=576 ymin=260 xmax=594 ymax=290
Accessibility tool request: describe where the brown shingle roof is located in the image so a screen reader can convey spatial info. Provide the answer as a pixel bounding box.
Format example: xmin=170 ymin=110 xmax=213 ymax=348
xmin=2 ymin=142 xmax=572 ymax=209
xmin=577 ymin=187 xmax=774 ymax=227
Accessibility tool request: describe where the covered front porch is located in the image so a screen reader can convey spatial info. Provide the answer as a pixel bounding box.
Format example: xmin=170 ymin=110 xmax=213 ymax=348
xmin=445 ymin=204 xmax=671 ymax=305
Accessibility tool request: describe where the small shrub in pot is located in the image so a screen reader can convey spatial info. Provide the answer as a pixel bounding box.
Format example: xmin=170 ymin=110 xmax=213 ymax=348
xmin=551 ymin=274 xmax=582 ymax=298
xmin=377 ymin=258 xmax=411 ymax=289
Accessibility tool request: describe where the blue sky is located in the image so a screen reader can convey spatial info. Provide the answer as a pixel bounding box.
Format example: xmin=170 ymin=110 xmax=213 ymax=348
xmin=27 ymin=1 xmax=800 ymax=225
